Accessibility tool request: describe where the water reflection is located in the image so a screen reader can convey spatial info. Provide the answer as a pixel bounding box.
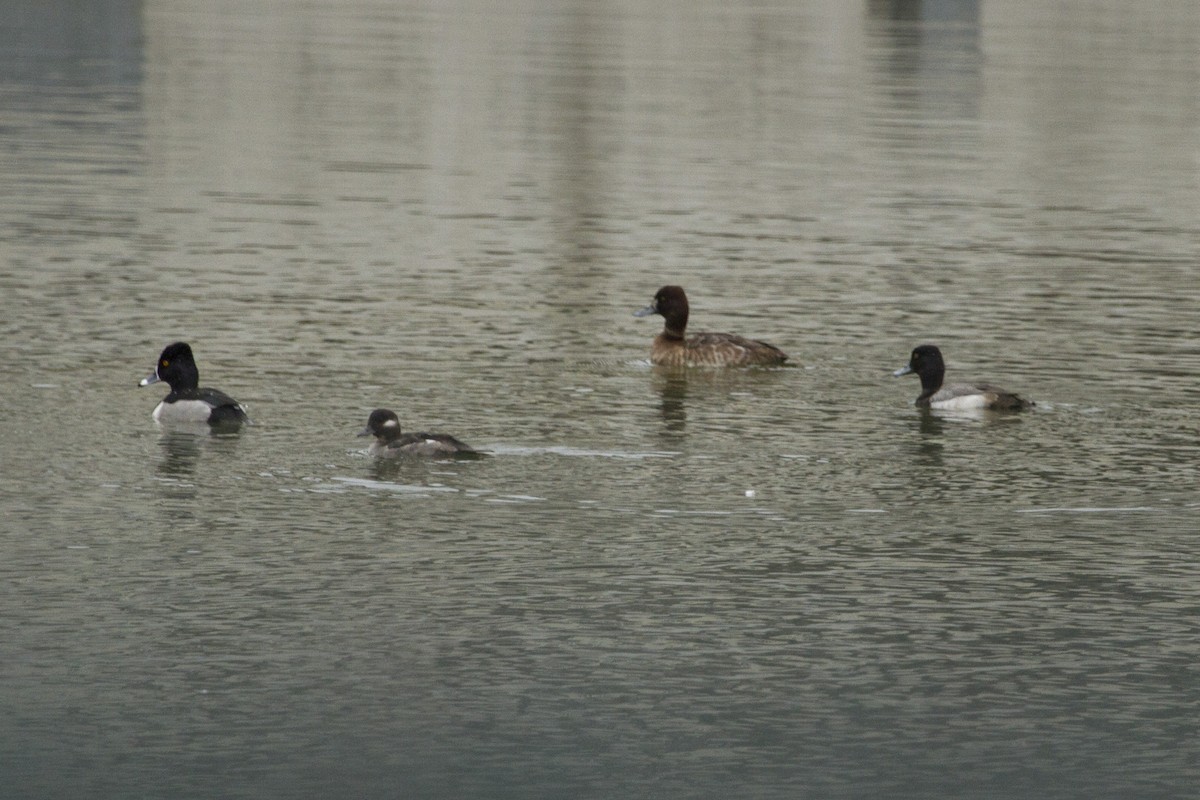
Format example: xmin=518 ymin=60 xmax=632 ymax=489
xmin=0 ymin=0 xmax=144 ymax=250
xmin=652 ymin=369 xmax=690 ymax=437
xmin=344 ymin=465 xmax=464 ymax=495
xmin=864 ymin=0 xmax=982 ymax=156
xmin=913 ymin=409 xmax=948 ymax=466
xmin=649 ymin=366 xmax=793 ymax=443
xmin=0 ymin=0 xmax=142 ymax=87
xmin=866 ymin=0 xmax=980 ymax=24
xmin=364 ymin=453 xmax=485 ymax=485
xmin=155 ymin=427 xmax=243 ymax=478
xmin=3 ymin=2 xmax=1200 ymax=799
xmin=156 ymin=428 xmax=205 ymax=477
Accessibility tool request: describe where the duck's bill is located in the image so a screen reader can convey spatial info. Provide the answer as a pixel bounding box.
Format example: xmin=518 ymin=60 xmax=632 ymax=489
xmin=632 ymin=305 xmax=657 ymax=317
xmin=356 ymin=427 xmax=372 ymax=437
xmin=139 ymin=372 xmax=161 ymax=387
xmin=892 ymin=365 xmax=913 ymax=378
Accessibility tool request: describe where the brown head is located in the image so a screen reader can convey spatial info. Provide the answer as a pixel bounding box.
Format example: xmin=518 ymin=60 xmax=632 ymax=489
xmin=633 ymin=285 xmax=689 ymax=338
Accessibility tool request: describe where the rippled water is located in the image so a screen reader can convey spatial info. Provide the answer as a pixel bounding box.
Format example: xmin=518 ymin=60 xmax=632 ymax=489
xmin=2 ymin=1 xmax=1199 ymax=798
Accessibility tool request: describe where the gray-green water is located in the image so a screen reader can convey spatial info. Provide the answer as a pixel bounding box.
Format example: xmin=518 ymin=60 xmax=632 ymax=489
xmin=2 ymin=1 xmax=1199 ymax=797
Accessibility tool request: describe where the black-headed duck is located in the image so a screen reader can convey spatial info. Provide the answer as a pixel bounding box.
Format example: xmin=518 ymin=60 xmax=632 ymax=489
xmin=358 ymin=408 xmax=477 ymax=457
xmin=893 ymin=344 xmax=1033 ymax=410
xmin=139 ymin=342 xmax=249 ymax=425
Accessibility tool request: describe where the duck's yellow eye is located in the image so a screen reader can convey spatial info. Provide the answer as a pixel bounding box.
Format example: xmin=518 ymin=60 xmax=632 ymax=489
xmin=161 ymin=359 xmax=169 ymax=367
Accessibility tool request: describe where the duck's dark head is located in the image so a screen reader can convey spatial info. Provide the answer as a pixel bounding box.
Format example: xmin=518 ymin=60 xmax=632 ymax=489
xmin=140 ymin=341 xmax=200 ymax=392
xmin=634 ymin=285 xmax=689 ymax=337
xmin=359 ymin=408 xmax=402 ymax=441
xmin=893 ymin=344 xmax=946 ymax=396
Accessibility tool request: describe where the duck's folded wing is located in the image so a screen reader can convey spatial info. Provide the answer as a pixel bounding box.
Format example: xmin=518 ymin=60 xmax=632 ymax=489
xmin=684 ymin=332 xmax=788 ymax=365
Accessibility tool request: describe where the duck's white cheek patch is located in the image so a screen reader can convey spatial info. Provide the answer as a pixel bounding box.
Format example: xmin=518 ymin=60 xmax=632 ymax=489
xmin=931 ymin=394 xmax=990 ymax=410
xmin=382 ymin=419 xmax=399 ymax=429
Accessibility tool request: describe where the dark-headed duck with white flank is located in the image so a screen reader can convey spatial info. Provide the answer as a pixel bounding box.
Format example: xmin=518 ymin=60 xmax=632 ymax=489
xmin=357 ymin=408 xmax=477 ymax=458
xmin=893 ymin=345 xmax=1033 ymax=410
xmin=139 ymin=342 xmax=248 ymax=426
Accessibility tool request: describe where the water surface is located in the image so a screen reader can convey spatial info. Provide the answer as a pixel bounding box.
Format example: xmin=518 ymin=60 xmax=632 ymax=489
xmin=1 ymin=1 xmax=1198 ymax=798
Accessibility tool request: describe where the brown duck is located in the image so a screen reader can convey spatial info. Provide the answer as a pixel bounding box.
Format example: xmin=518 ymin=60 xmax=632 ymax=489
xmin=633 ymin=285 xmax=788 ymax=367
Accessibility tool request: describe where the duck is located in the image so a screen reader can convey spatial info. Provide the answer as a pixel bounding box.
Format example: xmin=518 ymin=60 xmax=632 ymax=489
xmin=893 ymin=344 xmax=1033 ymax=410
xmin=357 ymin=409 xmax=477 ymax=457
xmin=138 ymin=342 xmax=249 ymax=425
xmin=633 ymin=285 xmax=788 ymax=367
